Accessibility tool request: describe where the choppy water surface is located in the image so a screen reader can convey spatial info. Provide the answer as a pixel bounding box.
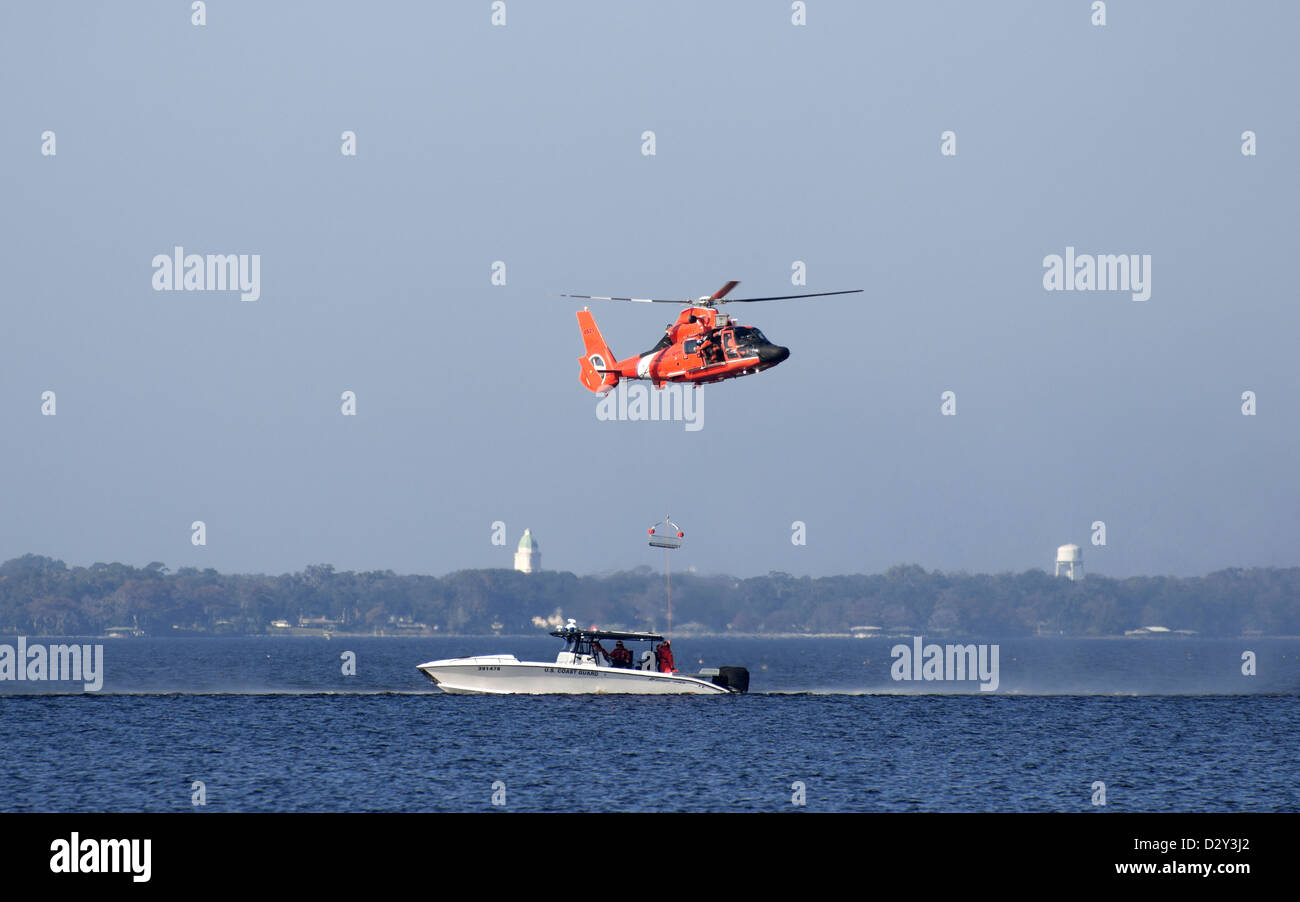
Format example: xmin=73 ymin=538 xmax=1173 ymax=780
xmin=2 ymin=637 xmax=1297 ymax=812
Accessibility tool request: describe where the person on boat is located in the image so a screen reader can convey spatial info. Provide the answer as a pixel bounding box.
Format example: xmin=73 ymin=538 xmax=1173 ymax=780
xmin=591 ymin=639 xmax=611 ymax=664
xmin=609 ymin=641 xmax=633 ymax=668
xmin=655 ymin=640 xmax=675 ymax=673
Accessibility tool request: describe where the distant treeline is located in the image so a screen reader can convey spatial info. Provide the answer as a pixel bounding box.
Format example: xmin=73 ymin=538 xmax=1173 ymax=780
xmin=0 ymin=554 xmax=1297 ymax=637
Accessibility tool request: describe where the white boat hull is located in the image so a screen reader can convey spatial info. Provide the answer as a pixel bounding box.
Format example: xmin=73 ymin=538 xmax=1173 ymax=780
xmin=417 ymin=655 xmax=731 ymax=695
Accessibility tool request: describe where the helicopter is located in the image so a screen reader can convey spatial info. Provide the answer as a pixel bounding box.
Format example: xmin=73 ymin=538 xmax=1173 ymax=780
xmin=560 ymin=280 xmax=863 ymax=393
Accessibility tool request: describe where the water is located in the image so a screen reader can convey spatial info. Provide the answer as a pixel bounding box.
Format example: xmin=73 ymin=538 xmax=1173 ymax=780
xmin=2 ymin=636 xmax=1297 ymax=811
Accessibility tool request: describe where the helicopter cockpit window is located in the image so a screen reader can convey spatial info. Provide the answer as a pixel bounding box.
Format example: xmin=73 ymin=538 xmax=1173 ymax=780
xmin=684 ymin=339 xmax=700 ymax=354
xmin=722 ymin=331 xmax=740 ymax=360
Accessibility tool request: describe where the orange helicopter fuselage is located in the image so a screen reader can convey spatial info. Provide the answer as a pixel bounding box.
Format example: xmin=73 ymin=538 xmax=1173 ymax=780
xmin=577 ymin=306 xmax=790 ymax=392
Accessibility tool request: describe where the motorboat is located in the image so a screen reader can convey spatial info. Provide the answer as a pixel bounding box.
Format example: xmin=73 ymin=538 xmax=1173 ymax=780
xmin=417 ymin=621 xmax=749 ymax=695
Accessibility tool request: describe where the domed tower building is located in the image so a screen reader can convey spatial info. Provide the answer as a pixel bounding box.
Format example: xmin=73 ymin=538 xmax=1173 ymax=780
xmin=1055 ymin=543 xmax=1083 ymax=581
xmin=514 ymin=529 xmax=541 ymax=574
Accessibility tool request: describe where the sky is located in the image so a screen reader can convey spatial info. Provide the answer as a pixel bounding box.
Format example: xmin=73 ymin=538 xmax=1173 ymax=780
xmin=1 ymin=1 xmax=1297 ymax=579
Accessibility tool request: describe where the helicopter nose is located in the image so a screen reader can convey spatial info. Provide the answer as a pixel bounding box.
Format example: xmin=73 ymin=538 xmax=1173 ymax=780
xmin=758 ymin=343 xmax=790 ymax=365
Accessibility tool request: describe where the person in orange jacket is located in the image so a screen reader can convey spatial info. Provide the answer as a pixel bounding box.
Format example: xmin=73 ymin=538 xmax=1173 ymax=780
xmin=655 ymin=640 xmax=675 ymax=673
xmin=609 ymin=641 xmax=633 ymax=668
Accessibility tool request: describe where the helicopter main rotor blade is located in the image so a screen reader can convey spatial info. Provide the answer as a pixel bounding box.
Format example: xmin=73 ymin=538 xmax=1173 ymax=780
xmin=719 ymin=289 xmax=864 ymax=304
xmin=554 ymin=293 xmax=685 ymax=304
xmin=709 ymin=280 xmax=741 ymax=300
xmin=552 ymin=286 xmax=864 ymax=306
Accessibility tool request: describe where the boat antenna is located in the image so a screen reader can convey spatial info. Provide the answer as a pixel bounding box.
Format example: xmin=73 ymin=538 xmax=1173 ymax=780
xmin=648 ymin=515 xmax=684 ymax=639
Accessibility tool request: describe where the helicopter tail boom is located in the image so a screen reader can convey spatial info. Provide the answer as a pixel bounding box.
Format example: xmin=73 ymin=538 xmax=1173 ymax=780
xmin=576 ymin=309 xmax=620 ymax=394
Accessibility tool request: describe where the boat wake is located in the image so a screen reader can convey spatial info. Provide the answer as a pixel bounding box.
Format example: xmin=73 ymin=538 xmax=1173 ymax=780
xmin=756 ymin=688 xmax=1298 ymax=697
xmin=0 ymin=689 xmax=446 ymax=697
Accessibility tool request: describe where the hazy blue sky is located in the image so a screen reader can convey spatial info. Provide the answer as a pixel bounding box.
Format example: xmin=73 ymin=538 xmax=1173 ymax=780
xmin=2 ymin=1 xmax=1296 ymax=579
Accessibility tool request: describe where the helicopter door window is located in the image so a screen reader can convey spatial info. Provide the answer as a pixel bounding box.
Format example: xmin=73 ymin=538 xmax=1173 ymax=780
xmin=721 ymin=330 xmax=740 ymax=360
xmin=684 ymin=339 xmax=700 ymax=355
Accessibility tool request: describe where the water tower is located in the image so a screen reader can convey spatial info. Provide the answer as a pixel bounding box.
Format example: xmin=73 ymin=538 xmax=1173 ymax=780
xmin=1055 ymin=543 xmax=1083 ymax=581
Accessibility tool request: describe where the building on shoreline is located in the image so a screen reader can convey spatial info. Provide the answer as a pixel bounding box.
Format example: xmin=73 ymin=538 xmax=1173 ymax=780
xmin=514 ymin=529 xmax=541 ymax=573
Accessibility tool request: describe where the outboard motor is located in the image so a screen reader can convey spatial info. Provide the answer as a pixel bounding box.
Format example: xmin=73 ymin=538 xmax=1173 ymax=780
xmin=711 ymin=666 xmax=750 ymax=694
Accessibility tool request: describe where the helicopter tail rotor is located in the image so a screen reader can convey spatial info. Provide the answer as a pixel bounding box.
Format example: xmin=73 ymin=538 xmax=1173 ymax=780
xmin=576 ymin=309 xmax=619 ymax=394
